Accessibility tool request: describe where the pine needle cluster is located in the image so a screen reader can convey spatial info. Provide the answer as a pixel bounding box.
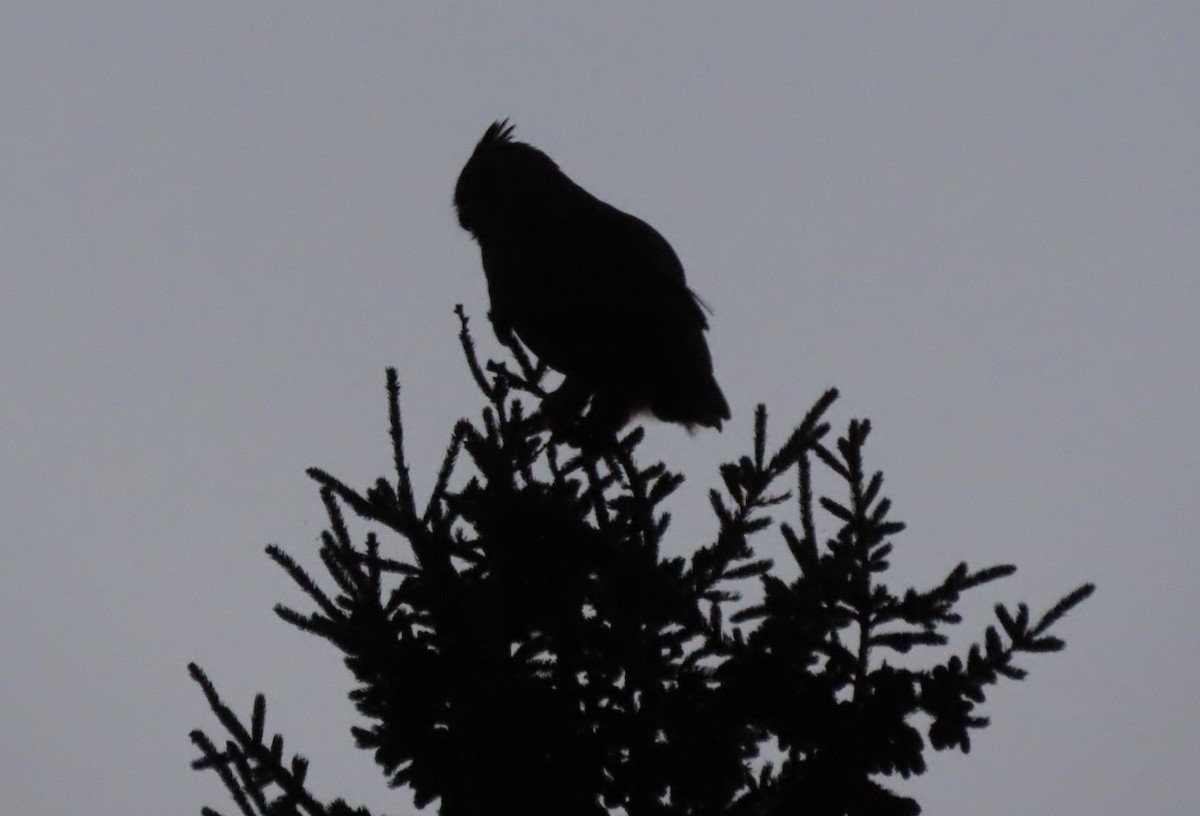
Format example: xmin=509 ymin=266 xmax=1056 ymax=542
xmin=190 ymin=309 xmax=1092 ymax=816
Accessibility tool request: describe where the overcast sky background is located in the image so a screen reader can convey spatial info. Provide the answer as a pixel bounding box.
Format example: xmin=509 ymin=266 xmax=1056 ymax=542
xmin=3 ymin=4 xmax=1197 ymax=815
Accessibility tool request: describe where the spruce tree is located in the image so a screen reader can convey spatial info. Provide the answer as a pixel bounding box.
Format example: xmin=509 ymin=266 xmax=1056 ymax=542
xmin=190 ymin=308 xmax=1093 ymax=816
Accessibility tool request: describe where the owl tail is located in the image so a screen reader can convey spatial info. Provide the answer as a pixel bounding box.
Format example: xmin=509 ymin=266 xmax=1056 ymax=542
xmin=647 ymin=372 xmax=731 ymax=432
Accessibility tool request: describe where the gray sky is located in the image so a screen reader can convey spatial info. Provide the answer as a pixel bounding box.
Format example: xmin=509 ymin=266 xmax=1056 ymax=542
xmin=3 ymin=4 xmax=1197 ymax=815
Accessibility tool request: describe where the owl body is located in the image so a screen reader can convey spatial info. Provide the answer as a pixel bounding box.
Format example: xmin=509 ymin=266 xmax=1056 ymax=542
xmin=455 ymin=121 xmax=729 ymax=433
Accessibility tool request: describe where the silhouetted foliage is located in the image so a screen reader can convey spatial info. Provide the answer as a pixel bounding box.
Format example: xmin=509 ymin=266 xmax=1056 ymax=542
xmin=190 ymin=312 xmax=1093 ymax=816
